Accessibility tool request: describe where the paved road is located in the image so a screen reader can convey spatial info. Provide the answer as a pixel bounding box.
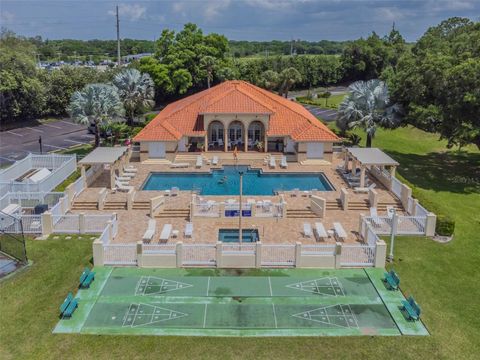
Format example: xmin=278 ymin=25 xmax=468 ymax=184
xmin=0 ymin=119 xmax=94 ymax=166
xmin=302 ymin=104 xmax=338 ymax=122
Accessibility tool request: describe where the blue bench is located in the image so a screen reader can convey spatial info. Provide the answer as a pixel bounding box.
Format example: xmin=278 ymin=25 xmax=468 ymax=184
xmin=79 ymin=267 xmax=95 ymax=288
xmin=384 ymin=269 xmax=400 ymax=290
xmin=60 ymin=292 xmax=78 ymax=318
xmin=402 ymin=295 xmax=421 ymax=321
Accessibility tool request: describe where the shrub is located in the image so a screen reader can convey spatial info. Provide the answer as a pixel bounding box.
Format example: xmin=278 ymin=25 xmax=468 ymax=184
xmin=436 ymin=215 xmax=455 ymax=236
xmin=144 ymin=113 xmax=157 ymax=123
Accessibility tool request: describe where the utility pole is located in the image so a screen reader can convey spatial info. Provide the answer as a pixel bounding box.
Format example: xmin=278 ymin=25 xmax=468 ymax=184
xmin=116 ymin=5 xmax=121 ymax=67
xmin=290 ymin=38 xmax=293 ymax=56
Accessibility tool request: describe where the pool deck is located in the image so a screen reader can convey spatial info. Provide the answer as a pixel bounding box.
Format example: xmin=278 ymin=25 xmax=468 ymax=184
xmin=73 ymin=153 xmax=403 ymax=245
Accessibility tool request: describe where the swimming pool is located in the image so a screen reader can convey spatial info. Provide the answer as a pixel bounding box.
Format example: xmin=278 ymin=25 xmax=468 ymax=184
xmin=142 ymin=165 xmax=334 ymax=195
xmin=218 ymin=229 xmax=259 ymax=243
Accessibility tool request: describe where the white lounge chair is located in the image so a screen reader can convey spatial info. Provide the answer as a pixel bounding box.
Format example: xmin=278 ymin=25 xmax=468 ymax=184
xmin=269 ymin=155 xmax=276 ymax=169
xmin=170 ymin=162 xmax=189 ymax=168
xmin=280 ymin=155 xmax=288 ymax=169
xmin=333 ymin=222 xmax=347 ymax=241
xmin=185 ymin=222 xmax=193 ymax=238
xmin=314 ymin=222 xmax=328 ymax=241
xmin=123 ymin=165 xmax=138 ymax=173
xmin=116 ymin=175 xmax=131 ymax=182
xmin=115 ymin=180 xmax=134 ymax=192
xmin=303 ymin=223 xmax=313 ymax=238
xmin=212 ymin=156 xmax=219 ymax=165
xmin=370 ymin=207 xmax=382 ymax=227
xmin=159 ymin=224 xmax=172 ymax=241
xmin=354 ymin=183 xmax=376 ymax=193
xmin=142 ymin=219 xmax=156 ymax=243
xmin=196 ymin=155 xmax=203 ymax=168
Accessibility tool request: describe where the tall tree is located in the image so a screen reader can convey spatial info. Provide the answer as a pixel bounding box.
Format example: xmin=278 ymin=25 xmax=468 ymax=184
xmin=278 ymin=67 xmax=302 ymax=98
xmin=68 ymin=84 xmax=124 ymax=147
xmin=389 ymin=17 xmax=480 ymax=149
xmin=200 ymin=56 xmax=216 ymax=88
xmin=259 ymin=70 xmax=279 ymax=91
xmin=112 ymin=68 xmax=155 ymax=126
xmin=336 ymin=79 xmax=402 ymax=147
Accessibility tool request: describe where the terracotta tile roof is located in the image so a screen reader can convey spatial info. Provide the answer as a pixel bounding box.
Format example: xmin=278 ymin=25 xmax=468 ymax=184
xmin=134 ymin=80 xmax=339 ymax=142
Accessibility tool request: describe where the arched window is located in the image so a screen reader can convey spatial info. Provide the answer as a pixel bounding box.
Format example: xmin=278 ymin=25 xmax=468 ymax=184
xmin=248 ymin=121 xmax=264 ymax=143
xmin=228 ymin=121 xmax=243 ymax=143
xmin=208 ymin=121 xmax=224 ymax=142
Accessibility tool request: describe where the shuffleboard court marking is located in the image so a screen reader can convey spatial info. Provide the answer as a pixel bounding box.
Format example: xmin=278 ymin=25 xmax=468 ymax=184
xmin=122 ymin=303 xmax=188 ymax=328
xmin=268 ymin=277 xmax=273 ymax=296
xmin=203 ymin=304 xmax=208 ymax=328
xmin=206 ymin=276 xmax=210 ymax=296
xmin=135 ymin=276 xmax=193 ymax=296
xmin=292 ymin=304 xmax=359 ymax=329
xmin=272 ymin=304 xmax=278 ymax=328
xmin=286 ymin=277 xmax=345 ymax=297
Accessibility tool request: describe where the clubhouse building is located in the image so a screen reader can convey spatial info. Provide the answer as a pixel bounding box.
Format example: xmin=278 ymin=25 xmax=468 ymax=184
xmin=134 ymin=80 xmax=339 ymax=162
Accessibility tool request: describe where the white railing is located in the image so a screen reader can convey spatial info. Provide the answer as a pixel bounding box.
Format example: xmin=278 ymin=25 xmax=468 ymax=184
xmin=340 ymin=244 xmax=376 ymax=267
xmin=222 ymin=244 xmax=256 ymax=254
xmin=415 ymin=203 xmax=429 ymax=218
xmin=52 ymin=215 xmax=80 ymax=233
xmin=407 ymin=196 xmax=415 ymax=215
xmin=143 ymin=244 xmax=176 ymax=254
xmin=192 ymin=201 xmax=220 ymax=217
xmin=0 ymin=155 xmax=32 ymax=182
xmin=391 ymin=177 xmax=402 ymax=198
xmin=72 ymin=176 xmax=85 ymax=197
xmin=111 ymin=216 xmax=119 ymax=238
xmin=182 ymin=244 xmax=216 ymax=266
xmin=301 ymin=244 xmax=336 ymax=255
xmin=103 ymin=244 xmax=137 ymax=265
xmin=99 ymin=226 xmax=110 ymax=245
xmin=84 ymin=214 xmax=112 ymax=233
xmin=396 ymin=216 xmax=426 ymax=235
xmin=20 ymin=215 xmax=43 ymax=233
xmin=261 ymin=244 xmax=296 ymax=266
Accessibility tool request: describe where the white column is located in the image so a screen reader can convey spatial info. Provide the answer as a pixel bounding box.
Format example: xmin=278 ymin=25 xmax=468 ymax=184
xmin=224 ymin=127 xmax=228 ymax=152
xmin=360 ymin=166 xmax=366 ymax=188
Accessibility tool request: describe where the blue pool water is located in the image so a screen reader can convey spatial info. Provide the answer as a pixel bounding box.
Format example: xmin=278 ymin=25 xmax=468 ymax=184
xmin=219 ymin=229 xmax=259 ymax=243
xmin=142 ymin=165 xmax=334 ymax=195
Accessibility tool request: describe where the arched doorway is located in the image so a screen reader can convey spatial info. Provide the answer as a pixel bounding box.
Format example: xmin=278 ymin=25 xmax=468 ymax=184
xmin=247 ymin=121 xmax=264 ymax=151
xmin=207 ymin=121 xmax=224 ymax=150
xmin=228 ymin=121 xmax=244 ymax=150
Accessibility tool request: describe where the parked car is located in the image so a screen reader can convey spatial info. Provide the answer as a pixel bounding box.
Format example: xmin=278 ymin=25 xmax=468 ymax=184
xmin=88 ymin=123 xmax=112 ymax=138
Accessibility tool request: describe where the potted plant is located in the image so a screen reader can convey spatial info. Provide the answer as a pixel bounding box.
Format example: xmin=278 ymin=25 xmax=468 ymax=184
xmin=255 ymin=141 xmax=264 ymax=151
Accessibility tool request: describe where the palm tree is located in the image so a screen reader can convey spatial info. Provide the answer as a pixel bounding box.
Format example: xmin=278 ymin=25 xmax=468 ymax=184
xmin=336 ymin=79 xmax=402 ymax=147
xmin=278 ymin=67 xmax=302 ymax=98
xmin=68 ymin=84 xmax=124 ymax=147
xmin=259 ymin=70 xmax=279 ymax=91
xmin=112 ymin=68 xmax=155 ymax=126
xmin=200 ymin=56 xmax=216 ymax=88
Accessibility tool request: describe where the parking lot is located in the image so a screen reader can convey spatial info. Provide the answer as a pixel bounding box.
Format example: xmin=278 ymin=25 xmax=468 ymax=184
xmin=302 ymin=105 xmax=338 ymax=122
xmin=0 ymin=119 xmax=93 ymax=166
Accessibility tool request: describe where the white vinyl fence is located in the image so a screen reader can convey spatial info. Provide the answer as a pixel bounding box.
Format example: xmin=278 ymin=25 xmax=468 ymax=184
xmin=261 ymin=244 xmax=296 ymax=266
xmin=103 ymin=244 xmax=137 ymax=265
xmin=364 ymin=215 xmax=427 ymax=236
xmin=182 ymin=244 xmax=216 ymax=266
xmin=340 ymin=244 xmax=376 ymax=267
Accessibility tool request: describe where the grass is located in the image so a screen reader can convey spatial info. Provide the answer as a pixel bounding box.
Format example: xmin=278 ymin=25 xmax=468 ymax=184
xmin=296 ymin=93 xmax=345 ymax=109
xmin=1 ymin=126 xmax=479 ymax=359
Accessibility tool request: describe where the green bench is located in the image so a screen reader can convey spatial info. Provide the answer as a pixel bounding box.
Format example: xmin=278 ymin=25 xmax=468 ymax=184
xmin=384 ymin=269 xmax=400 ymax=290
xmin=60 ymin=292 xmax=78 ymax=318
xmin=79 ymin=267 xmax=95 ymax=289
xmin=402 ymin=295 xmax=421 ymax=321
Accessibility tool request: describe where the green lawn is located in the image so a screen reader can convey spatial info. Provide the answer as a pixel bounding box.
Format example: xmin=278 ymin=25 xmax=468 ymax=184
xmin=1 ymin=126 xmax=479 ymax=359
xmin=296 ymin=93 xmax=346 ymax=109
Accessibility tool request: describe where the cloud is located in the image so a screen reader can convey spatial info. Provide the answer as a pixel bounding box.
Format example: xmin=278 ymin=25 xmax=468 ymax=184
xmin=243 ymin=0 xmax=311 ymax=10
xmin=429 ymin=0 xmax=475 ymax=11
xmin=0 ymin=10 xmax=15 ymax=24
xmin=375 ymin=7 xmax=407 ymax=22
xmin=108 ymin=4 xmax=146 ymax=21
xmin=204 ymin=0 xmax=231 ymax=20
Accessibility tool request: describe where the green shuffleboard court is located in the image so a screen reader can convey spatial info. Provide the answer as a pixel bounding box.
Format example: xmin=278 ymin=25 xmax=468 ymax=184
xmin=54 ymin=268 xmax=429 ymax=337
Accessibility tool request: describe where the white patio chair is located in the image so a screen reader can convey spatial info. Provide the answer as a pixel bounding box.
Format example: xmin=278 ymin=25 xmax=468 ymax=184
xmin=170 ymin=162 xmax=189 ymax=168
xmin=314 ymin=222 xmax=328 ymax=242
xmin=196 ymin=155 xmax=203 ymax=168
xmin=115 ymin=180 xmax=134 ymax=192
xmin=269 ymin=155 xmax=276 ymax=169
xmin=142 ymin=219 xmax=156 ymax=243
xmin=280 ymin=155 xmax=288 ymax=169
xmin=303 ymin=223 xmax=313 ymax=238
xmin=123 ymin=165 xmax=138 ymax=173
xmin=159 ymin=224 xmax=172 ymax=241
xmin=353 ymin=183 xmax=377 ymax=193
xmin=333 ymin=222 xmax=347 ymax=241
xmin=185 ymin=222 xmax=193 ymax=238
xmin=212 ymin=156 xmax=219 ymax=165
xmin=218 ymin=139 xmax=224 ymax=148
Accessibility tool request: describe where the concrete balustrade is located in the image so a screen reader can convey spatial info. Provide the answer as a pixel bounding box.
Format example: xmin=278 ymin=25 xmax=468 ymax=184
xmin=310 ymin=195 xmax=326 ymax=218
xmin=340 ymin=188 xmax=349 ymax=210
xmin=149 ymin=195 xmax=165 ymax=217
xmin=98 ymin=188 xmax=108 ymax=210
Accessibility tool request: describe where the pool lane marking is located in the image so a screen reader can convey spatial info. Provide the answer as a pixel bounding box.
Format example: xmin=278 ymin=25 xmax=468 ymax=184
xmin=203 ymin=304 xmax=208 ymax=328
xmin=206 ymin=276 xmax=210 ymax=296
xmin=272 ymin=304 xmax=278 ymax=328
xmin=268 ymin=277 xmax=273 ymax=297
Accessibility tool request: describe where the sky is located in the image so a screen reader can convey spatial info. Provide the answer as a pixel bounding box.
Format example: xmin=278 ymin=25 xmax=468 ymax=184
xmin=1 ymin=0 xmax=479 ymax=41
